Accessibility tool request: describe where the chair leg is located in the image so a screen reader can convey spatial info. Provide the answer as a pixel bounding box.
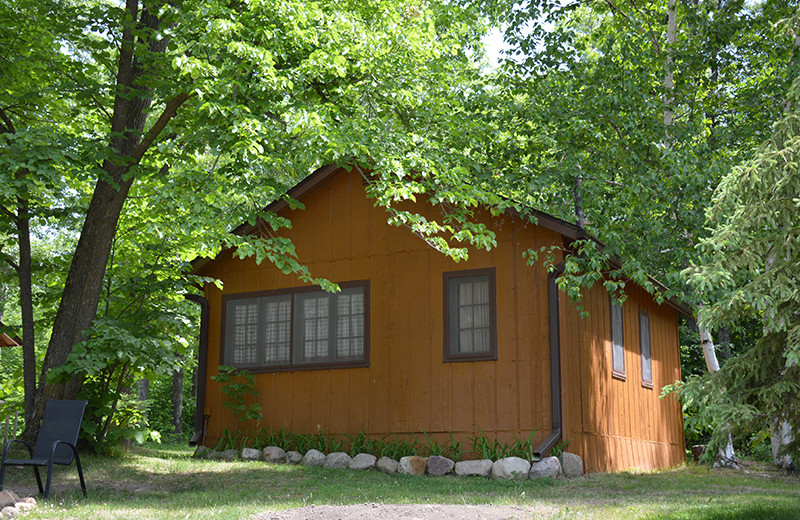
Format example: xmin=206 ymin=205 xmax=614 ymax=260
xmin=0 ymin=462 xmax=6 ymax=491
xmin=32 ymin=466 xmax=44 ymax=495
xmin=74 ymin=451 xmax=87 ymax=497
xmin=44 ymin=461 xmax=54 ymax=499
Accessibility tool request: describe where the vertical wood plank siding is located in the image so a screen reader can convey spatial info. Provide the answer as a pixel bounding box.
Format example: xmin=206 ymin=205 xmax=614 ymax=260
xmin=559 ymin=283 xmax=685 ymax=471
xmin=199 ymin=167 xmax=684 ymax=471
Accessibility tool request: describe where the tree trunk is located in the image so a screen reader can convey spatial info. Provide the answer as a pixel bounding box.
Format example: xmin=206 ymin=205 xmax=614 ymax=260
xmin=172 ymin=360 xmax=184 ymax=437
xmin=16 ymin=197 xmax=37 ymax=431
xmin=700 ymin=326 xmax=738 ymax=467
xmin=138 ymin=378 xmax=150 ymax=402
xmin=24 ymin=0 xmax=188 ymax=439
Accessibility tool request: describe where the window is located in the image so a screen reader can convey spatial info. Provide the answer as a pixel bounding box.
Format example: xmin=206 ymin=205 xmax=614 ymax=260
xmin=610 ymin=298 xmax=626 ymax=380
xmin=443 ymin=268 xmax=497 ymax=362
xmin=222 ymin=281 xmax=369 ymax=371
xmin=639 ymin=310 xmax=653 ymax=388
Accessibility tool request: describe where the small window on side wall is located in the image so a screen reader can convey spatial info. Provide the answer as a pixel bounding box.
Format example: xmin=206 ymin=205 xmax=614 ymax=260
xmin=443 ymin=268 xmax=497 ymax=362
xmin=610 ymin=298 xmax=626 ymax=380
xmin=639 ymin=310 xmax=653 ymax=388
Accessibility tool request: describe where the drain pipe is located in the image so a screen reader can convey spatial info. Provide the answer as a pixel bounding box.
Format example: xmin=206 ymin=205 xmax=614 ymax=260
xmin=533 ymin=261 xmax=566 ymax=459
xmin=185 ymin=294 xmax=209 ymax=446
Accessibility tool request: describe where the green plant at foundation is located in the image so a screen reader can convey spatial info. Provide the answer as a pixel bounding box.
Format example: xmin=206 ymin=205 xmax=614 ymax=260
xmin=309 ymin=425 xmax=343 ymax=453
xmin=420 ymin=431 xmax=463 ymax=461
xmin=470 ymin=427 xmax=538 ymax=461
xmin=550 ymin=439 xmax=572 ymax=458
xmin=509 ymin=431 xmax=538 ymax=460
xmin=345 ymin=427 xmax=370 ymax=457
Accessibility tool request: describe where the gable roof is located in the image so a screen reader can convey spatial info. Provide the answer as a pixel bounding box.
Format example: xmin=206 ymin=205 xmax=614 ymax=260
xmin=193 ymin=164 xmax=692 ymax=317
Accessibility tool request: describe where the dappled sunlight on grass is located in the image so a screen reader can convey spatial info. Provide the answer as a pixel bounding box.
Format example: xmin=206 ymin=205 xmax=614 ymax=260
xmin=2 ymin=445 xmax=798 ymax=519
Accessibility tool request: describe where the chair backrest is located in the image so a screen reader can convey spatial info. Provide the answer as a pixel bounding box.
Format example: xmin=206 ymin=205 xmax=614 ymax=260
xmin=32 ymin=400 xmax=88 ymax=464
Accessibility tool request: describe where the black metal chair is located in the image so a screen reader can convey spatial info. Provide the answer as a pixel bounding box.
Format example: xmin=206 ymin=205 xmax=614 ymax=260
xmin=0 ymin=399 xmax=88 ymax=498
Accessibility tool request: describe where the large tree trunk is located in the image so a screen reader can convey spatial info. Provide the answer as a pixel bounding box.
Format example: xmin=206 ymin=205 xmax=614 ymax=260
xmin=16 ymin=197 xmax=37 ymax=430
xmin=24 ymin=0 xmax=187 ymax=438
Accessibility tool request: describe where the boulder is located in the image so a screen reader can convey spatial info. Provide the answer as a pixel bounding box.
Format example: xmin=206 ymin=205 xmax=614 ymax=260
xmin=529 ymin=456 xmax=563 ymax=479
xmin=193 ymin=445 xmax=212 ymax=459
xmin=350 ymin=453 xmax=377 ymax=471
xmin=559 ymin=452 xmax=583 ymax=477
xmin=376 ymin=456 xmax=399 ymax=474
xmin=0 ymin=491 xmax=19 ymax=508
xmin=263 ymin=446 xmax=287 ymax=463
xmin=398 ymin=456 xmax=428 ymax=476
xmin=220 ymin=449 xmax=239 ymax=461
xmin=491 ymin=457 xmax=530 ymax=480
xmin=15 ymin=502 xmax=35 ymax=513
xmin=324 ymin=452 xmax=352 ymax=469
xmin=454 ymin=459 xmax=493 ymax=477
xmin=285 ymin=450 xmax=303 ymax=464
xmin=426 ymin=455 xmax=455 ymax=476
xmin=1 ymin=506 xmax=19 ymax=518
xmin=241 ymin=448 xmax=262 ymax=461
xmin=301 ymin=449 xmax=326 ymax=467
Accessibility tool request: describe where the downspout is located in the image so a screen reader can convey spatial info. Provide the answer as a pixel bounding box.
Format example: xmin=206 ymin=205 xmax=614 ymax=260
xmin=533 ymin=261 xmax=566 ymax=460
xmin=185 ymin=293 xmax=209 ymax=446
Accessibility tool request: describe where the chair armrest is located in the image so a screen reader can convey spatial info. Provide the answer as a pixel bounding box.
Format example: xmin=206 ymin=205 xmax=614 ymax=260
xmin=2 ymin=439 xmax=34 ymax=462
xmin=48 ymin=440 xmax=80 ymax=462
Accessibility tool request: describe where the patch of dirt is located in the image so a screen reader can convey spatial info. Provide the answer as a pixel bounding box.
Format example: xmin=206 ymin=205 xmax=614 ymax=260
xmin=253 ymin=503 xmax=546 ymax=520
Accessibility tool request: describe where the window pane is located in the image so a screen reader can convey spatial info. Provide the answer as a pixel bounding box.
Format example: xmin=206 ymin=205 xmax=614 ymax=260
xmin=460 ymin=330 xmax=473 ymax=352
xmin=300 ymin=295 xmax=329 ymax=362
xmin=474 ymin=280 xmax=489 ymax=304
xmin=447 ymin=272 xmax=494 ymax=357
xmin=611 ymin=301 xmax=625 ymax=375
xmin=640 ymin=311 xmax=652 ymax=383
xmin=231 ymin=301 xmax=258 ymax=365
xmin=336 ymin=288 xmax=365 ymax=359
xmin=263 ymin=296 xmax=291 ymax=365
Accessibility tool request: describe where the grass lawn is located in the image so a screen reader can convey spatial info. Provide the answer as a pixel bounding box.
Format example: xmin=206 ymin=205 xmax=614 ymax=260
xmin=2 ymin=443 xmax=799 ymax=519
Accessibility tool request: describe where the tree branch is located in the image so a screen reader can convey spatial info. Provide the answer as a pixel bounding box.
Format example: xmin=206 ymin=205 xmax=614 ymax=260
xmin=132 ymin=91 xmax=193 ymax=161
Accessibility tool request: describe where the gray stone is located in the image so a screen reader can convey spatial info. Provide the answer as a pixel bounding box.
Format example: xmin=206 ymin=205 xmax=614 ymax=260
xmin=15 ymin=502 xmax=34 ymax=513
xmin=398 ymin=456 xmax=428 ymax=476
xmin=426 ymin=455 xmax=455 ymax=476
xmin=559 ymin=452 xmax=583 ymax=477
xmin=1 ymin=505 xmax=19 ymax=518
xmin=241 ymin=448 xmax=262 ymax=461
xmin=529 ymin=456 xmax=563 ymax=479
xmin=350 ymin=453 xmax=377 ymax=471
xmin=220 ymin=449 xmax=239 ymax=461
xmin=376 ymin=456 xmax=399 ymax=474
xmin=285 ymin=450 xmax=303 ymax=464
xmin=263 ymin=446 xmax=287 ymax=463
xmin=454 ymin=459 xmax=493 ymax=477
xmin=324 ymin=452 xmax=352 ymax=469
xmin=193 ymin=445 xmax=212 ymax=459
xmin=301 ymin=449 xmax=326 ymax=467
xmin=0 ymin=491 xmax=18 ymax=508
xmin=491 ymin=457 xmax=531 ymax=480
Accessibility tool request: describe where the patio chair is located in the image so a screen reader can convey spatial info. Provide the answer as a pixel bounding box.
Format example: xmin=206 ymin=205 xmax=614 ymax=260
xmin=0 ymin=399 xmax=88 ymax=499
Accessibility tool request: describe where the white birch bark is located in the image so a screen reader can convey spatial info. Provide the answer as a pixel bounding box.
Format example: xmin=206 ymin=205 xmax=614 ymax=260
xmin=700 ymin=324 xmax=738 ymax=467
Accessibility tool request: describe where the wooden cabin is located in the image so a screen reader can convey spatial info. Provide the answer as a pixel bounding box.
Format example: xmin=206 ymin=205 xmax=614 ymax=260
xmin=191 ymin=165 xmax=687 ymax=472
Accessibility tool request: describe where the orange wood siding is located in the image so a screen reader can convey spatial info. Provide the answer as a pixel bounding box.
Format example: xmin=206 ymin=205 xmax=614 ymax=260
xmin=198 ymin=167 xmax=684 ymax=470
xmin=559 ymin=282 xmax=685 ymax=472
